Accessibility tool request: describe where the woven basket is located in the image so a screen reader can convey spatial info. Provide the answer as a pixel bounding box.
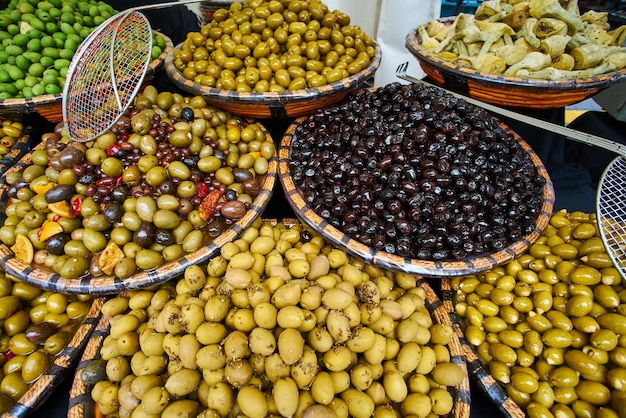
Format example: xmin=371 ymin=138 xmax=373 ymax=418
xmin=164 ymin=42 xmax=381 ymax=119
xmin=440 ymin=278 xmax=527 ymax=418
xmin=0 ymin=124 xmax=32 ymax=178
xmin=279 ymin=107 xmax=555 ymax=278
xmin=68 ymin=220 xmax=471 ymax=418
xmin=0 ymin=32 xmax=173 ymax=123
xmin=0 ymin=121 xmax=277 ymax=295
xmin=1 ymin=297 xmax=105 ymax=418
xmin=405 ymin=18 xmax=626 ymax=109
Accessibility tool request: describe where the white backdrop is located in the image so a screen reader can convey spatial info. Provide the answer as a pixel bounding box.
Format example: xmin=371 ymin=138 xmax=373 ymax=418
xmin=324 ymin=0 xmax=442 ymax=86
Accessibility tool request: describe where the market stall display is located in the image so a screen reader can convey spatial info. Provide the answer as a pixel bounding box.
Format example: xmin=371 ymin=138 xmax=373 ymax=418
xmin=68 ymin=219 xmax=471 ymax=418
xmin=164 ymin=0 xmax=381 ymax=118
xmin=445 ymin=210 xmax=626 ymax=417
xmin=406 ymin=0 xmax=626 ymax=108
xmin=0 ymin=271 xmax=103 ymax=416
xmin=280 ymin=83 xmax=554 ymax=277
xmin=0 ymin=86 xmax=277 ymax=295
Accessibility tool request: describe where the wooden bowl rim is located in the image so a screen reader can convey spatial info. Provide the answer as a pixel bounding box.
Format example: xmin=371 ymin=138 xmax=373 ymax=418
xmin=0 ymin=118 xmax=277 ymax=295
xmin=164 ymin=41 xmax=382 ymax=103
xmin=0 ymin=31 xmax=173 ymax=110
xmin=0 ymin=124 xmax=32 ymax=175
xmin=279 ymin=94 xmax=555 ymax=278
xmin=405 ymin=17 xmax=626 ymax=91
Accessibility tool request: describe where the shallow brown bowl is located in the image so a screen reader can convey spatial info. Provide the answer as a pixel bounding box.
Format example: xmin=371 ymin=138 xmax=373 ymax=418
xmin=0 ymin=32 xmax=173 ymax=123
xmin=279 ymin=96 xmax=555 ymax=278
xmin=406 ymin=17 xmax=626 ymax=109
xmin=164 ymin=42 xmax=381 ymax=119
xmin=6 ymin=297 xmax=105 ymax=417
xmin=0 ymin=121 xmax=277 ymax=295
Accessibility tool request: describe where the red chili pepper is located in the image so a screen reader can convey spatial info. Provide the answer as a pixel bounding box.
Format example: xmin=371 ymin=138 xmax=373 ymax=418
xmin=199 ymin=189 xmax=221 ymax=220
xmin=196 ymin=183 xmax=208 ymax=199
xmin=72 ymin=197 xmax=83 ymax=217
xmin=106 ymin=143 xmax=122 ymax=156
xmin=53 ymin=214 xmax=61 ymax=222
xmin=1 ymin=348 xmax=15 ymax=364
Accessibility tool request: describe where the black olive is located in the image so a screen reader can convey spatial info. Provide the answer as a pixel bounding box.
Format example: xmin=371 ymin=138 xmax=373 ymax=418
xmin=181 ymin=107 xmax=195 ymax=121
xmin=47 ymin=233 xmax=71 ymax=256
xmin=134 ymin=222 xmax=156 ymax=248
xmin=103 ymin=201 xmax=124 ymax=223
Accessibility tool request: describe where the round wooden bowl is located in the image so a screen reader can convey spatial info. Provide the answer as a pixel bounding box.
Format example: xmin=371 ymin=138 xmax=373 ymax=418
xmin=0 ymin=32 xmax=173 ymax=124
xmin=0 ymin=123 xmax=32 ymax=178
xmin=279 ymin=96 xmax=555 ymax=278
xmin=0 ymin=123 xmax=277 ymax=295
xmin=405 ymin=17 xmax=626 ymax=109
xmin=164 ymin=42 xmax=381 ymax=119
xmin=68 ymin=223 xmax=471 ymax=418
xmin=5 ymin=297 xmax=105 ymax=418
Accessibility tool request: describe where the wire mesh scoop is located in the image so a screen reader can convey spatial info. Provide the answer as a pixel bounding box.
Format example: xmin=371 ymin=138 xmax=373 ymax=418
xmin=597 ymin=158 xmax=626 ymax=279
xmin=62 ymin=10 xmax=153 ymax=143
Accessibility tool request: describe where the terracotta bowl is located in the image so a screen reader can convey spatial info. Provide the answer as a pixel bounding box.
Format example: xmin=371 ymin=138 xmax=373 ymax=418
xmin=405 ymin=17 xmax=626 ymax=109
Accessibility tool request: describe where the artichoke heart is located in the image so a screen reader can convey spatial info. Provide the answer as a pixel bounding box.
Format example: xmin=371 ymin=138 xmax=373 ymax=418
xmin=534 ymin=18 xmax=568 ymax=38
xmin=504 ymin=51 xmax=552 ymax=75
xmin=528 ymin=0 xmax=584 ymax=33
xmin=496 ymin=44 xmax=529 ymax=66
xmin=474 ymin=54 xmax=507 ymax=74
xmin=538 ymin=34 xmax=570 ymax=58
xmin=552 ymin=53 xmax=575 ymax=70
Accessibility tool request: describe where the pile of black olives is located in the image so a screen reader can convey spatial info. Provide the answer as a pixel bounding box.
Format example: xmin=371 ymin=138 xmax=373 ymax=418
xmin=289 ymin=82 xmax=547 ymax=261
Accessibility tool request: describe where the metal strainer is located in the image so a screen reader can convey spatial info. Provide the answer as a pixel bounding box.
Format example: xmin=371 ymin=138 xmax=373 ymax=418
xmin=62 ymin=0 xmax=206 ymax=143
xmin=62 ymin=10 xmax=153 ymax=143
xmin=597 ymin=157 xmax=626 ymax=278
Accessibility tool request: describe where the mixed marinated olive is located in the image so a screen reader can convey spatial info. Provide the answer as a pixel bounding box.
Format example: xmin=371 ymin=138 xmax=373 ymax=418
xmin=0 ymin=267 xmax=92 ymax=413
xmin=0 ymin=119 xmax=24 ymax=158
xmin=87 ymin=220 xmax=466 ymax=418
xmin=173 ymin=0 xmax=377 ymax=92
xmin=289 ymin=82 xmax=547 ymax=261
xmin=452 ymin=210 xmax=626 ymax=417
xmin=0 ymin=85 xmax=275 ymax=280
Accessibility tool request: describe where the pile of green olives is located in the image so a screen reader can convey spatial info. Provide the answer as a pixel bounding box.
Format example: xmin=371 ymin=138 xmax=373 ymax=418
xmin=0 ymin=267 xmax=92 ymax=413
xmin=86 ymin=220 xmax=467 ymax=418
xmin=451 ymin=210 xmax=626 ymax=418
xmin=0 ymin=85 xmax=275 ymax=280
xmin=173 ymin=0 xmax=377 ymax=92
